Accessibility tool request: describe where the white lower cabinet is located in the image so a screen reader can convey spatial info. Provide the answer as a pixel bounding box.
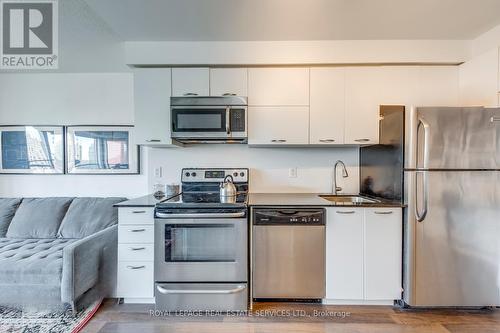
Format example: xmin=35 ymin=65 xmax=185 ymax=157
xmin=364 ymin=208 xmax=403 ymax=300
xmin=116 ymin=207 xmax=155 ymax=303
xmin=326 ymin=209 xmax=364 ymax=299
xmin=325 ymin=207 xmax=402 ymax=304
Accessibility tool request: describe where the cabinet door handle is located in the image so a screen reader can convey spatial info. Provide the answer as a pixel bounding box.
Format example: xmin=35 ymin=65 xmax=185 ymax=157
xmin=271 ymin=139 xmax=287 ymax=143
xmin=132 ymin=210 xmax=146 ymax=214
xmin=146 ymin=139 xmax=161 ymax=143
xmin=374 ymin=211 xmax=394 ymax=215
xmin=490 ymin=116 xmax=500 ymax=123
xmin=127 ymin=265 xmax=146 ymax=270
xmin=222 ymin=93 xmax=236 ymax=96
xmin=129 ymin=228 xmax=146 ymax=232
xmin=354 ymin=138 xmax=370 ymax=142
xmin=336 ymin=211 xmax=355 ymax=214
xmin=319 ymin=139 xmax=335 ymax=143
xmin=130 ymin=247 xmax=146 ymax=251
xmin=183 ymin=92 xmax=198 ymax=96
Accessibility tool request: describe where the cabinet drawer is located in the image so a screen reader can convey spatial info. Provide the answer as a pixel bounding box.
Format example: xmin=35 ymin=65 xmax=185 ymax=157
xmin=118 ymin=243 xmax=154 ymax=262
xmin=118 ymin=225 xmax=154 ymax=243
xmin=119 ymin=207 xmax=154 ymax=225
xmin=117 ymin=261 xmax=154 ymax=298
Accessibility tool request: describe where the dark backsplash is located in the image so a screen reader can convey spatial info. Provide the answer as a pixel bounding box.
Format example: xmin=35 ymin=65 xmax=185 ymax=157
xmin=360 ymin=106 xmax=405 ymax=203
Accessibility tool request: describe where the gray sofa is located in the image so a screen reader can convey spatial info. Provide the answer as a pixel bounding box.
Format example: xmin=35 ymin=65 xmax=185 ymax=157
xmin=0 ymin=197 xmax=125 ymax=312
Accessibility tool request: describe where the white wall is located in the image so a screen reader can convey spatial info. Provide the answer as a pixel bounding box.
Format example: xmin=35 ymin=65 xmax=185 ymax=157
xmin=0 ymin=73 xmax=148 ymax=198
xmin=148 ymin=145 xmax=359 ymax=194
xmin=0 ymin=73 xmax=134 ymax=125
xmin=459 ymin=48 xmax=499 ymax=107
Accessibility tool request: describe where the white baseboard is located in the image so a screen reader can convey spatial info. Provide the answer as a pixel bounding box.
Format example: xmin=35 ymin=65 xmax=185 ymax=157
xmin=322 ymin=299 xmax=395 ymax=306
xmin=123 ymin=298 xmax=155 ymax=304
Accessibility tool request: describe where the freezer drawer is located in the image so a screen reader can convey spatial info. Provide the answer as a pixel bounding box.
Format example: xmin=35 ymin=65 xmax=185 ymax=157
xmin=253 ymin=225 xmax=325 ymax=299
xmin=155 ymin=283 xmax=248 ymax=311
xmin=404 ymin=170 xmax=500 ymax=306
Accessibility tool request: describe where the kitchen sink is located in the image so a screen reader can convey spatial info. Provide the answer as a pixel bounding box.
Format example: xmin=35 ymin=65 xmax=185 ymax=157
xmin=319 ymin=195 xmax=379 ymax=204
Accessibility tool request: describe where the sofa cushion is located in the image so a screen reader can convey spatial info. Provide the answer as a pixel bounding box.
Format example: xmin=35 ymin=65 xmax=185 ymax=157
xmin=0 ymin=198 xmax=22 ymax=237
xmin=6 ymin=198 xmax=74 ymax=238
xmin=0 ymin=238 xmax=77 ymax=285
xmin=57 ymin=197 xmax=126 ymax=238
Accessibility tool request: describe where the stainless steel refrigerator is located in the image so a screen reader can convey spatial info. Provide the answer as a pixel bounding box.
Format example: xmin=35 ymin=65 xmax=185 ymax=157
xmin=403 ymin=106 xmax=500 ymax=307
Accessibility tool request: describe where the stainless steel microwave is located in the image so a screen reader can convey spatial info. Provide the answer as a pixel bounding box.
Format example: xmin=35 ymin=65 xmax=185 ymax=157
xmin=171 ymin=96 xmax=247 ymax=144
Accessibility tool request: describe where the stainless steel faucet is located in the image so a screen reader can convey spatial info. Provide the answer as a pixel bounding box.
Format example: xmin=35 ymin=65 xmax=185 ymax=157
xmin=333 ymin=160 xmax=349 ymax=195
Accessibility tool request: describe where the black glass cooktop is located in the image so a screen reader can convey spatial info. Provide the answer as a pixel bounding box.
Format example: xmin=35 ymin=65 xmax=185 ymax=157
xmin=157 ymin=192 xmax=248 ymax=208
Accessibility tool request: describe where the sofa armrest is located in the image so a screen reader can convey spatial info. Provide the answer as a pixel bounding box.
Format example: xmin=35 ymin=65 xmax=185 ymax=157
xmin=61 ymin=225 xmax=118 ymax=305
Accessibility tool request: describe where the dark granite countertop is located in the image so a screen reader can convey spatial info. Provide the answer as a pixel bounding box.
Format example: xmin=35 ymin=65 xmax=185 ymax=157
xmin=247 ymin=193 xmax=405 ymax=208
xmin=116 ymin=193 xmax=405 ymax=208
xmin=114 ymin=194 xmax=166 ymax=207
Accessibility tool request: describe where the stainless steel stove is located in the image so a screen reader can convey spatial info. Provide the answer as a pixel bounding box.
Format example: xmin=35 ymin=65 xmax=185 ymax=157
xmin=154 ymin=168 xmax=249 ymax=311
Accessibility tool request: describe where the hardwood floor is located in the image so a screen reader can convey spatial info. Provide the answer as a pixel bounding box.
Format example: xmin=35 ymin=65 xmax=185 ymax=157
xmin=81 ymin=299 xmax=500 ymax=333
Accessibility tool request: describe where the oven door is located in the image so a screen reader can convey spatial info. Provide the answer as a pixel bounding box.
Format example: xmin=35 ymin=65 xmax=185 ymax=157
xmin=155 ymin=217 xmax=247 ymax=282
xmin=171 ymin=106 xmax=247 ymax=139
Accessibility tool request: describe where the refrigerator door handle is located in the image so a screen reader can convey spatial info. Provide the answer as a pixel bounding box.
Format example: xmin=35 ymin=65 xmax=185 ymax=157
xmin=415 ymin=170 xmax=428 ymax=222
xmin=417 ymin=117 xmax=430 ymax=169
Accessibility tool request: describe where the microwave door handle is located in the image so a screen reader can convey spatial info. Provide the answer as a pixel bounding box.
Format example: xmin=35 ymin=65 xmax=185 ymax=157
xmin=225 ymin=107 xmax=231 ymax=135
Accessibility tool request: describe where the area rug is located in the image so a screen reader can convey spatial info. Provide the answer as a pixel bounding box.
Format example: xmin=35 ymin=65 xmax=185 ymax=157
xmin=0 ymin=299 xmax=101 ymax=333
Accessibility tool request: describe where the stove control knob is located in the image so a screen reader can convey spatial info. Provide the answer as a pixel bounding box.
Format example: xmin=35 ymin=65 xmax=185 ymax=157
xmin=185 ymin=172 xmax=190 ymax=177
xmin=191 ymin=172 xmax=197 ymax=177
xmin=233 ymin=172 xmax=238 ymax=177
xmin=240 ymin=172 xmax=245 ymax=177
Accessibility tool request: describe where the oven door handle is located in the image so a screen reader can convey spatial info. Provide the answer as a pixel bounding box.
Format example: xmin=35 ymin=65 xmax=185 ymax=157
xmin=156 ymin=284 xmax=247 ymax=295
xmin=155 ymin=211 xmax=246 ymax=219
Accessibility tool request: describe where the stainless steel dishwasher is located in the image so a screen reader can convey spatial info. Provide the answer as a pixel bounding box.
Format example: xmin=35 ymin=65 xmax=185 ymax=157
xmin=252 ymin=208 xmax=326 ymax=300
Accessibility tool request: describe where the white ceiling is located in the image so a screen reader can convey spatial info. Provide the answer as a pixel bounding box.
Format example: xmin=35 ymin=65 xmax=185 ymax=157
xmin=83 ymin=0 xmax=500 ymax=41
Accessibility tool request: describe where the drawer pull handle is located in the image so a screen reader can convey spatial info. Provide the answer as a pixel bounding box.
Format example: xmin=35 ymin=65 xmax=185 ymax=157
xmin=491 ymin=116 xmax=500 ymax=123
xmin=222 ymin=93 xmax=237 ymax=96
xmin=129 ymin=229 xmax=146 ymax=232
xmin=127 ymin=265 xmax=146 ymax=270
xmin=374 ymin=211 xmax=394 ymax=215
xmin=132 ymin=210 xmax=146 ymax=214
xmin=130 ymin=247 xmax=146 ymax=251
xmin=336 ymin=211 xmax=355 ymax=214
xmin=156 ymin=284 xmax=246 ymax=295
xmin=354 ymin=139 xmax=370 ymax=142
xmin=146 ymin=139 xmax=161 ymax=143
xmin=183 ymin=93 xmax=198 ymax=96
xmin=271 ymin=139 xmax=287 ymax=143
xmin=319 ymin=139 xmax=335 ymax=143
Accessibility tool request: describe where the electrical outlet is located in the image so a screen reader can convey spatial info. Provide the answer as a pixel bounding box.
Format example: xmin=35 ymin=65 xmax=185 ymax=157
xmin=289 ymin=167 xmax=297 ymax=178
xmin=154 ymin=167 xmax=163 ymax=178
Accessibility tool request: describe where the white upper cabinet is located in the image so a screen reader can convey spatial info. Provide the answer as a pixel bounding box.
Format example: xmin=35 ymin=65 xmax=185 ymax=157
xmin=210 ymin=68 xmax=248 ymax=96
xmin=344 ymin=67 xmax=382 ymax=145
xmin=459 ymin=48 xmax=499 ymax=107
xmin=248 ymin=68 xmax=309 ymax=106
xmin=134 ymin=68 xmax=176 ymax=146
xmin=248 ymin=106 xmax=309 ymax=145
xmin=171 ymin=68 xmax=210 ymax=96
xmin=310 ymin=68 xmax=345 ymax=145
xmin=364 ymin=208 xmax=402 ymax=300
xmin=416 ymin=66 xmax=459 ymax=107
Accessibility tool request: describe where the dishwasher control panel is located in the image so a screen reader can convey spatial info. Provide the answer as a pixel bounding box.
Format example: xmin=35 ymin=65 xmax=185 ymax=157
xmin=253 ymin=208 xmax=325 ymax=225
